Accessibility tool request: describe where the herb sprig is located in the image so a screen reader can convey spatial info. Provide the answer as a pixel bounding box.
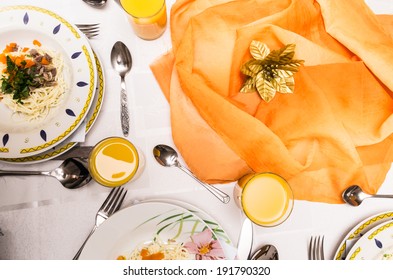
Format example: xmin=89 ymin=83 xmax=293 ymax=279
xmin=1 ymin=55 xmax=40 ymax=103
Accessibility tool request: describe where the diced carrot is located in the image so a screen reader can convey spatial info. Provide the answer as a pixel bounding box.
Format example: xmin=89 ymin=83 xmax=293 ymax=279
xmin=41 ymin=56 xmax=50 ymax=65
xmin=0 ymin=53 xmax=6 ymax=64
xmin=33 ymin=40 xmax=42 ymax=47
xmin=22 ymin=47 xmax=30 ymax=52
xmin=3 ymin=42 xmax=17 ymax=53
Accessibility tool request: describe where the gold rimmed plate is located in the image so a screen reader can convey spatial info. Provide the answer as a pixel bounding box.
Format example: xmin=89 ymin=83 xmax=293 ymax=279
xmin=0 ymin=5 xmax=97 ymax=158
xmin=0 ymin=51 xmax=104 ymax=164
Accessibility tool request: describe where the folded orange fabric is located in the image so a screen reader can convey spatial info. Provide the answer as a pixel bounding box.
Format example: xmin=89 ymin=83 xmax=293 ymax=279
xmin=151 ymin=0 xmax=393 ymax=203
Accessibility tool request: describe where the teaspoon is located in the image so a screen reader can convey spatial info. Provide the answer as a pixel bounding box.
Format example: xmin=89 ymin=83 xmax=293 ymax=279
xmin=153 ymin=144 xmax=230 ymax=204
xmin=111 ymin=41 xmax=132 ymax=137
xmin=250 ymin=244 xmax=279 ymax=260
xmin=342 ymin=185 xmax=393 ymax=206
xmin=82 ymin=0 xmax=107 ymax=8
xmin=0 ymin=158 xmax=91 ymax=189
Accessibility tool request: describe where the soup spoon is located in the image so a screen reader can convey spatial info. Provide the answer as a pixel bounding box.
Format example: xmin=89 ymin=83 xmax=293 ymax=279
xmin=0 ymin=158 xmax=91 ymax=189
xmin=153 ymin=144 xmax=230 ymax=204
xmin=250 ymin=244 xmax=279 ymax=260
xmin=82 ymin=0 xmax=107 ymax=8
xmin=342 ymin=185 xmax=393 ymax=206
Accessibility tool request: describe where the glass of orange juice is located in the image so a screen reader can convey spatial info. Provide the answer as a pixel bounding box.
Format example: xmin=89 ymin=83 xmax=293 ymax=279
xmin=88 ymin=137 xmax=145 ymax=187
xmin=234 ymin=172 xmax=294 ymax=227
xmin=119 ymin=0 xmax=167 ymax=40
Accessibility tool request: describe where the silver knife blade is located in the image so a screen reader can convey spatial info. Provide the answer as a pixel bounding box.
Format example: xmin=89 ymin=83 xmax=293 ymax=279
xmin=52 ymin=145 xmax=94 ymax=160
xmin=236 ymin=218 xmax=254 ymax=260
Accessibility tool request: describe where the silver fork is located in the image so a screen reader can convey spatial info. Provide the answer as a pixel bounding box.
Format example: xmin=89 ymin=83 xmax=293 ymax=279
xmin=308 ymin=236 xmax=325 ymax=260
xmin=75 ymin=23 xmax=100 ymax=39
xmin=73 ymin=186 xmax=127 ymax=260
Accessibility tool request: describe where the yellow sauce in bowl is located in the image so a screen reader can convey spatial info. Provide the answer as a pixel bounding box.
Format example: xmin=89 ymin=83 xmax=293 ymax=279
xmin=89 ymin=137 xmax=139 ymax=187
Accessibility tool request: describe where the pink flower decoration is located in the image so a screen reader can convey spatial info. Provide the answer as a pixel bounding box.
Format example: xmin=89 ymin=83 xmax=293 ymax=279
xmin=184 ymin=229 xmax=225 ymax=260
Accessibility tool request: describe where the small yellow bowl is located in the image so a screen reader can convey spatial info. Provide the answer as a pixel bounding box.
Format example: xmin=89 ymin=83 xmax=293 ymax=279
xmin=88 ymin=137 xmax=140 ymax=187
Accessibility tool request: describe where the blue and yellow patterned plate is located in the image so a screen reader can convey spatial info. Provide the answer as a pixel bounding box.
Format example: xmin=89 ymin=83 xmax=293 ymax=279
xmin=346 ymin=219 xmax=393 ymax=260
xmin=0 ymin=6 xmax=96 ymax=158
xmin=334 ymin=211 xmax=393 ymax=260
xmin=0 ymin=51 xmax=104 ymax=163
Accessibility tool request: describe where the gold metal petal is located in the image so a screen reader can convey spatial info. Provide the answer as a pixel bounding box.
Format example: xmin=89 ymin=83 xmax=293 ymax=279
xmin=240 ymin=77 xmax=256 ymax=92
xmin=256 ymin=73 xmax=276 ymax=102
xmin=250 ymin=40 xmax=270 ymax=60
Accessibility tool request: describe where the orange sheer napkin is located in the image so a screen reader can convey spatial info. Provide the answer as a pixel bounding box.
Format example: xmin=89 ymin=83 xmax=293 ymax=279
xmin=151 ymin=0 xmax=393 ymax=204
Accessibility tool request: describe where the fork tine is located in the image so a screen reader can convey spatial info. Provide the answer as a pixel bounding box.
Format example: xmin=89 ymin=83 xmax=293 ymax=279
xmin=75 ymin=23 xmax=100 ymax=28
xmin=308 ymin=236 xmax=313 ymax=260
xmin=113 ymin=189 xmax=128 ymax=213
xmin=309 ymin=235 xmax=325 ymax=260
xmin=83 ymin=32 xmax=100 ymax=39
xmin=77 ymin=26 xmax=100 ymax=32
xmin=99 ymin=187 xmax=117 ymax=210
xmin=105 ymin=187 xmax=124 ymax=214
xmin=320 ymin=236 xmax=325 ymax=260
xmin=106 ymin=187 xmax=123 ymax=211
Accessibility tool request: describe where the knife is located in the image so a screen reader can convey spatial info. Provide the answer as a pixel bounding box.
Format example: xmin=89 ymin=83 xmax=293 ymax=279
xmin=236 ymin=218 xmax=254 ymax=260
xmin=52 ymin=145 xmax=94 ymax=160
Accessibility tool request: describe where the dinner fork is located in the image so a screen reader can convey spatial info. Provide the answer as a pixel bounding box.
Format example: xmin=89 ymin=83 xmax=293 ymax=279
xmin=73 ymin=186 xmax=127 ymax=260
xmin=75 ymin=23 xmax=100 ymax=39
xmin=308 ymin=235 xmax=325 ymax=260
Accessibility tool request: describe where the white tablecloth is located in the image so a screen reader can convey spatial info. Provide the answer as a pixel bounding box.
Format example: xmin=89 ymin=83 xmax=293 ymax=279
xmin=0 ymin=0 xmax=392 ymax=260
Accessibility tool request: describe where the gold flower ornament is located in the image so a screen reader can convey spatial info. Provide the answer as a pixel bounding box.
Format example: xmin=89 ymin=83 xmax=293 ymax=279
xmin=240 ymin=41 xmax=304 ymax=102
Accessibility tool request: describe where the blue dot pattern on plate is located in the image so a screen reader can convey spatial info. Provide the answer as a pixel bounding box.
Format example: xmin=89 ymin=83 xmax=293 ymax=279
xmin=53 ymin=24 xmax=61 ymax=34
xmin=23 ymin=12 xmax=29 ymax=24
xmin=77 ymin=81 xmax=88 ymax=87
xmin=40 ymin=130 xmax=47 ymax=142
xmin=66 ymin=109 xmax=76 ymax=117
xmin=71 ymin=52 xmax=82 ymax=59
xmin=3 ymin=134 xmax=9 ymax=146
xmin=374 ymin=238 xmax=383 ymax=249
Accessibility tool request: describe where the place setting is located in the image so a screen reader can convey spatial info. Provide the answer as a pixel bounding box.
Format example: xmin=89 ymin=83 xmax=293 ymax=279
xmin=0 ymin=0 xmax=392 ymax=264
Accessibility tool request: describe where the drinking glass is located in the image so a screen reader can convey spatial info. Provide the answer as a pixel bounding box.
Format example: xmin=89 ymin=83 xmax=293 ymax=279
xmin=234 ymin=172 xmax=294 ymax=227
xmin=120 ymin=0 xmax=167 ymax=40
xmin=88 ymin=137 xmax=145 ymax=187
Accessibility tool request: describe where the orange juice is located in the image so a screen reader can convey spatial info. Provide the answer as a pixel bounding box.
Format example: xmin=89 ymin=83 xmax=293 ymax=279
xmin=120 ymin=0 xmax=167 ymax=40
xmin=235 ymin=173 xmax=293 ymax=227
xmin=89 ymin=137 xmax=141 ymax=187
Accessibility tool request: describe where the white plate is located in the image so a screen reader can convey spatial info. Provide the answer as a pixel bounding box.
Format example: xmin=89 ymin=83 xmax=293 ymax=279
xmin=0 ymin=51 xmax=104 ymax=163
xmin=0 ymin=5 xmax=96 ymax=158
xmin=142 ymin=198 xmax=237 ymax=259
xmin=333 ymin=211 xmax=393 ymax=260
xmin=79 ymin=201 xmax=228 ymax=260
xmin=346 ymin=219 xmax=393 ymax=260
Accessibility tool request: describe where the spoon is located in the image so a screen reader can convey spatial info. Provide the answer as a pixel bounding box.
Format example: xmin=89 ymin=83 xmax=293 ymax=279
xmin=153 ymin=144 xmax=230 ymax=204
xmin=342 ymin=185 xmax=393 ymax=206
xmin=0 ymin=158 xmax=91 ymax=189
xmin=111 ymin=41 xmax=132 ymax=137
xmin=250 ymin=244 xmax=279 ymax=260
xmin=82 ymin=0 xmax=107 ymax=8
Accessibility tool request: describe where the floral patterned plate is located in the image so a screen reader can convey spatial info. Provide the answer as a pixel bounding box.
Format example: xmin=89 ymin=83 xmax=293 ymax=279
xmin=79 ymin=201 xmax=227 ymax=260
xmin=346 ymin=220 xmax=393 ymax=260
xmin=0 ymin=6 xmax=96 ymax=158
